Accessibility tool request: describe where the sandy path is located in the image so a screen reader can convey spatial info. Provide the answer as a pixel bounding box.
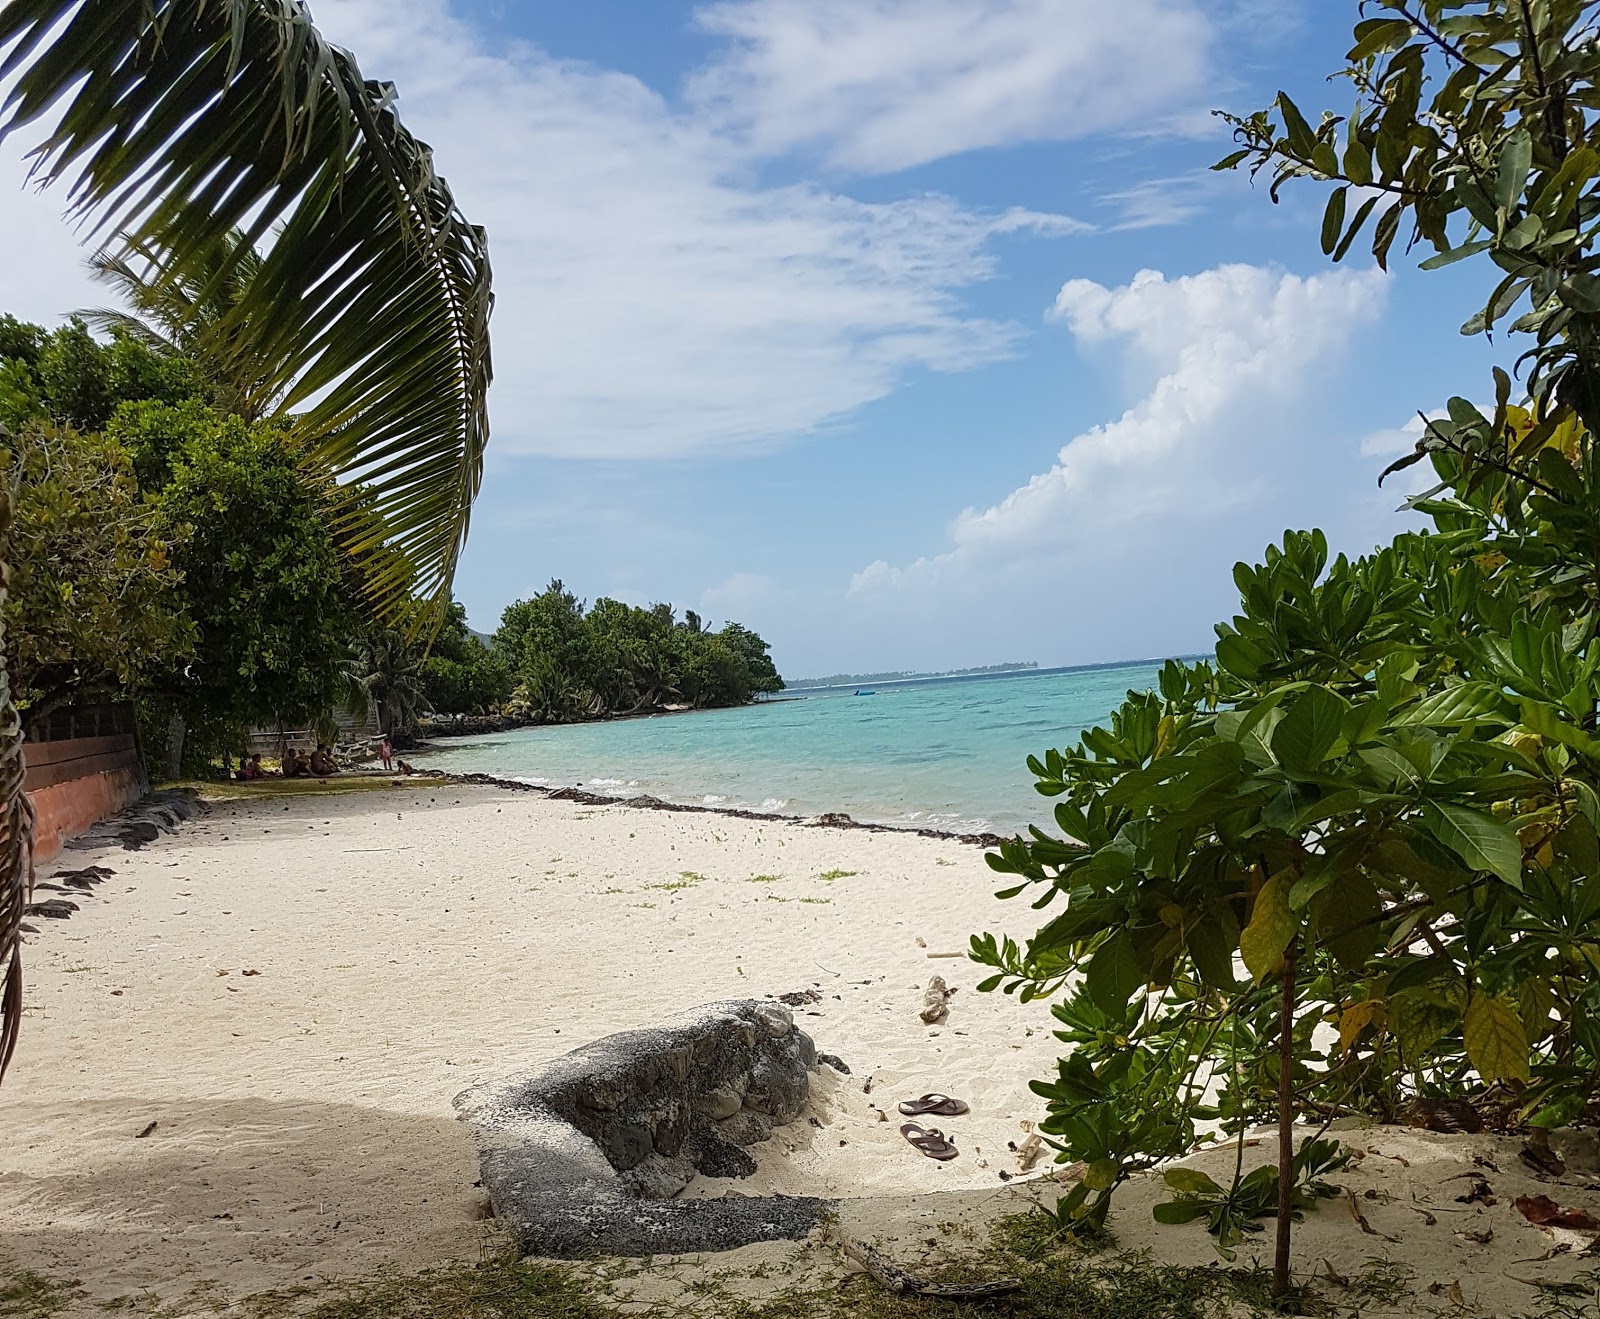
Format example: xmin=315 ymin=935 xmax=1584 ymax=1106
xmin=0 ymin=781 xmax=1061 ymax=1309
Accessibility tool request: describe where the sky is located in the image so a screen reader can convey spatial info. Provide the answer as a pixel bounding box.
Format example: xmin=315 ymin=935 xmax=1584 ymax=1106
xmin=0 ymin=1 xmax=1506 ymax=681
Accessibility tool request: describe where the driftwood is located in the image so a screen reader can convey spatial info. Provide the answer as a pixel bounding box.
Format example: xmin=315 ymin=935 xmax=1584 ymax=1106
xmin=836 ymin=1234 xmax=1022 ymax=1300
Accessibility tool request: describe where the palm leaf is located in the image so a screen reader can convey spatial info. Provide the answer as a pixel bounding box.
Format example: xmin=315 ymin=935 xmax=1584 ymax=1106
xmin=0 ymin=0 xmax=491 ymax=1080
xmin=0 ymin=475 xmax=35 ymax=1085
xmin=0 ymin=0 xmax=494 ymax=610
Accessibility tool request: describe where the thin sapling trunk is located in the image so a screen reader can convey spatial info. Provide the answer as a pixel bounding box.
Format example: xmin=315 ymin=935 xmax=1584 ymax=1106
xmin=1273 ymin=936 xmax=1298 ymax=1298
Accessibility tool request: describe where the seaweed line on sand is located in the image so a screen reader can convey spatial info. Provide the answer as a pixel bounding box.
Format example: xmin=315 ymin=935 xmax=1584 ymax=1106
xmin=426 ymin=770 xmax=1009 ymax=849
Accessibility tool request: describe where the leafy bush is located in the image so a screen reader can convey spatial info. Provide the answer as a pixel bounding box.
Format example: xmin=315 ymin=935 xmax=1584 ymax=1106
xmin=976 ymin=0 xmax=1600 ymax=1294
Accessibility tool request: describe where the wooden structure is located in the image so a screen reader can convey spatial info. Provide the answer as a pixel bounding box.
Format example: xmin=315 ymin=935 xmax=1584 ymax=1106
xmin=23 ymin=703 xmax=146 ymax=863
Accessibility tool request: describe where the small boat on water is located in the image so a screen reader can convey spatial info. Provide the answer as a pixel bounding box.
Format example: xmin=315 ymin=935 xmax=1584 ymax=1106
xmin=853 ymin=689 xmax=876 ymax=696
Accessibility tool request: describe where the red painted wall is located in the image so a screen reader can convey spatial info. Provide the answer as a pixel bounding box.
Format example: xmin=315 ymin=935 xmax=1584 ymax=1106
xmin=23 ymin=734 xmax=146 ymax=864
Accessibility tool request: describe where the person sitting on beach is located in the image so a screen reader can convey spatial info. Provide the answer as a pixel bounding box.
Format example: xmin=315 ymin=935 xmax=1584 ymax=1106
xmin=236 ymin=754 xmax=265 ymax=782
xmin=285 ymin=750 xmax=313 ymax=778
xmin=309 ymin=744 xmax=338 ymax=777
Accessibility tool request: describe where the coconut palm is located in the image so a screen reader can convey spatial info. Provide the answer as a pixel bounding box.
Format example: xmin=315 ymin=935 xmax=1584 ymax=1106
xmin=0 ymin=0 xmax=494 ymax=1082
xmin=345 ymin=628 xmax=428 ymax=737
xmin=81 ymin=233 xmax=280 ymax=423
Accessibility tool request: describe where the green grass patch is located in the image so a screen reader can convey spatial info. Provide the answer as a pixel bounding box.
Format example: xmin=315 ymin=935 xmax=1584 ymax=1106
xmin=747 ymin=874 xmax=781 ymax=884
xmin=817 ymin=870 xmax=857 ymax=882
xmin=8 ymin=1219 xmax=1593 ymax=1318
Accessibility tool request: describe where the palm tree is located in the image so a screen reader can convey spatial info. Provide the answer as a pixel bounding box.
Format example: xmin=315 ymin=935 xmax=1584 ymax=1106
xmin=0 ymin=0 xmax=494 ymax=1082
xmin=81 ymin=232 xmax=280 ymax=423
xmin=345 ymin=629 xmax=428 ymax=737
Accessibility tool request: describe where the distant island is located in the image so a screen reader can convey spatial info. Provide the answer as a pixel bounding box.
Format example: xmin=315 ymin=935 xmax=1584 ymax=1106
xmin=787 ymin=661 xmax=1039 ymax=689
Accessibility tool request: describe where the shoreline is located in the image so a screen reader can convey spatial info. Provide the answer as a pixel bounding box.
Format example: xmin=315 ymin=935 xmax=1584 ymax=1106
xmin=425 ymin=768 xmax=1012 ymax=849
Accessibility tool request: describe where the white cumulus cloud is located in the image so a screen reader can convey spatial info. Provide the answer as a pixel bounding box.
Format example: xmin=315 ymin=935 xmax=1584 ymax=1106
xmin=689 ymin=0 xmax=1215 ymax=173
xmin=848 ymin=263 xmax=1392 ymax=661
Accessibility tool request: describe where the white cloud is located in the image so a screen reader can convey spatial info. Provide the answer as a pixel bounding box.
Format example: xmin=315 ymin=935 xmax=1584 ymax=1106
xmin=299 ymin=0 xmax=1105 ymax=459
xmin=689 ymin=0 xmax=1214 ymax=174
xmin=848 ymin=263 xmax=1391 ymax=660
xmin=0 ymin=0 xmax=1096 ymax=462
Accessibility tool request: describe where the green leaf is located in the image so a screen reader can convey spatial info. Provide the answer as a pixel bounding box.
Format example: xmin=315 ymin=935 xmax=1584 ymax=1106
xmin=1084 ymin=931 xmax=1145 ymax=1017
xmin=1347 ymin=17 xmax=1413 ymax=62
xmin=1396 ymin=682 xmax=1515 ymax=727
xmin=1186 ymin=912 xmax=1239 ymax=991
xmin=1277 ymin=92 xmax=1317 ymax=157
xmin=1358 ymin=745 xmax=1424 ymax=789
xmin=1497 ymin=128 xmax=1533 ymax=214
xmin=1464 ymin=994 xmax=1530 ymax=1084
xmin=1321 ymin=186 xmax=1348 ymax=255
xmin=1084 ymin=1158 xmax=1119 ymax=1191
xmin=1422 ymin=803 xmax=1524 ymax=887
xmin=1153 ymin=1200 xmax=1211 ymax=1225
xmin=1270 ymin=686 xmax=1347 ymax=770
xmin=1240 ymin=870 xmax=1297 ymax=980
xmin=1519 ymin=699 xmax=1600 ymax=758
xmin=1392 ymin=992 xmax=1458 ymax=1065
xmin=1418 ymin=239 xmax=1493 ymax=271
xmin=1163 ymin=1167 xmax=1223 ymax=1196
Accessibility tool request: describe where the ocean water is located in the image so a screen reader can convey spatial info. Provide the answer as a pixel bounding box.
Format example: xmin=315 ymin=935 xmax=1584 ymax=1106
xmin=411 ymin=660 xmax=1172 ymax=834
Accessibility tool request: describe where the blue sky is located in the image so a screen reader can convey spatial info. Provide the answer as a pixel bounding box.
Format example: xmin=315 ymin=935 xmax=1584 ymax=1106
xmin=1 ymin=1 xmax=1504 ymax=680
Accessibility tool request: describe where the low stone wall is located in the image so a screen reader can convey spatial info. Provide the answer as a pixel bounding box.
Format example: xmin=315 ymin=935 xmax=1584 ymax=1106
xmin=455 ymin=1000 xmax=835 ymax=1257
xmin=24 ymin=733 xmax=147 ymax=864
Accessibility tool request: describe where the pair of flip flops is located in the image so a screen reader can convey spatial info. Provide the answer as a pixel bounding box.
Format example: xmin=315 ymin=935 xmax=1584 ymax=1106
xmin=898 ymin=1094 xmax=969 ymax=1160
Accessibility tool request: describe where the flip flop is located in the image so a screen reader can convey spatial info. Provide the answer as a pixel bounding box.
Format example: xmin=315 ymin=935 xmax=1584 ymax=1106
xmin=898 ymin=1093 xmax=970 ymax=1117
xmin=900 ymin=1123 xmax=959 ymax=1161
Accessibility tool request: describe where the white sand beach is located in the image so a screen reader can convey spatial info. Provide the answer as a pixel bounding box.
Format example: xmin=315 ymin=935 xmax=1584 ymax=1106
xmin=6 ymin=780 xmax=1600 ymax=1317
xmin=0 ymin=780 xmax=1064 ymax=1308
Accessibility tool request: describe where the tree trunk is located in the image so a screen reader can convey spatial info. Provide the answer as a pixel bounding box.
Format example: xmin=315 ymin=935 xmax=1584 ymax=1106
xmin=165 ymin=705 xmax=186 ymax=782
xmin=1273 ymin=937 xmax=1299 ymax=1298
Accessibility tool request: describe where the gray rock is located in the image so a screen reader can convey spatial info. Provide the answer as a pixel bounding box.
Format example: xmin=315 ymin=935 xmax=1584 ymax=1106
xmin=696 ymin=1086 xmax=743 ymax=1120
xmin=456 ymin=999 xmax=833 ymax=1257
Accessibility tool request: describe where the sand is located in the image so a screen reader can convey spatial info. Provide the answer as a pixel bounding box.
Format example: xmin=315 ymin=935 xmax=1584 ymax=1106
xmin=5 ymin=779 xmax=1599 ymax=1317
xmin=0 ymin=779 xmax=1064 ymax=1309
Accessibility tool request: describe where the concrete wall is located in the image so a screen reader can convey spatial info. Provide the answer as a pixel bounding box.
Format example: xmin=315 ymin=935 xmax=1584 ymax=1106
xmin=24 ymin=733 xmax=147 ymax=864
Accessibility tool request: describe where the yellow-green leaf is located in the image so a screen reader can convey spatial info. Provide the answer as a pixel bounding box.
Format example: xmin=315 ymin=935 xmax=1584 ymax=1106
xmin=1464 ymin=994 xmax=1530 ymax=1084
xmin=1339 ymin=999 xmax=1383 ymax=1055
xmin=1240 ymin=870 xmax=1297 ymax=980
xmin=1084 ymin=1158 xmax=1119 ymax=1191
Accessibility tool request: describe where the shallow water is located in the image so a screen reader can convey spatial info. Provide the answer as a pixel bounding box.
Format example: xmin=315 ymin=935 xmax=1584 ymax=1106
xmin=411 ymin=659 xmax=1171 ymax=833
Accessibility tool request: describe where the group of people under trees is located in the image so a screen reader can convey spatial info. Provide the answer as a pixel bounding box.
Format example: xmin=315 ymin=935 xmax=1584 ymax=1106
xmin=233 ymin=738 xmax=392 ymax=781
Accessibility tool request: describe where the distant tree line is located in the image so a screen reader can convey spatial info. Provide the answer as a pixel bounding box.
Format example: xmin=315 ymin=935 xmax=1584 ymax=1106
xmin=494 ymin=582 xmax=783 ymax=722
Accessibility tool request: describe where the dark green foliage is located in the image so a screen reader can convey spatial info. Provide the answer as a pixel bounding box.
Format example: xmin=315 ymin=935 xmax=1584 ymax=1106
xmin=346 ymin=626 xmax=428 ymax=736
xmin=123 ymin=403 xmax=355 ymax=760
xmin=420 ymin=602 xmax=512 ymax=715
xmin=0 ymin=315 xmax=205 ymax=434
xmin=496 ymin=585 xmax=782 ymax=723
xmin=1153 ymin=1140 xmax=1348 ymax=1259
xmin=4 ymin=421 xmax=190 ymax=718
xmin=977 ymin=0 xmax=1600 ymax=1286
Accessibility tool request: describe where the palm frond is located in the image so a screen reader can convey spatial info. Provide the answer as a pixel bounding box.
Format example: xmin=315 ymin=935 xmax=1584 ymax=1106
xmin=0 ymin=473 xmax=34 ymax=1085
xmin=0 ymin=0 xmax=494 ymax=611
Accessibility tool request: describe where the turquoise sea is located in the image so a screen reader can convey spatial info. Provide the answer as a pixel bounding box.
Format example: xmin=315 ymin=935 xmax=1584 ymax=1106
xmin=411 ymin=659 xmax=1176 ymax=834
